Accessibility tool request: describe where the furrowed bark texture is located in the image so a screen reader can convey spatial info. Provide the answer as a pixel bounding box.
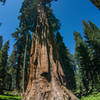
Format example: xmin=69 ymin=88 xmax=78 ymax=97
xmin=22 ymin=5 xmax=79 ymax=100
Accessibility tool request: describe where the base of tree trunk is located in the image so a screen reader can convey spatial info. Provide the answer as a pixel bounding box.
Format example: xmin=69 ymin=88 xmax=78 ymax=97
xmin=22 ymin=43 xmax=79 ymax=100
xmin=22 ymin=77 xmax=79 ymax=100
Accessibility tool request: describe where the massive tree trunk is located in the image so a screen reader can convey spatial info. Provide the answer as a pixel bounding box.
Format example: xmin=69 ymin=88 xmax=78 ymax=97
xmin=22 ymin=5 xmax=79 ymax=100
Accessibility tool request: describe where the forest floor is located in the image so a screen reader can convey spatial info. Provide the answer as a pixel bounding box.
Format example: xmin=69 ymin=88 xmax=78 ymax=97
xmin=0 ymin=91 xmax=22 ymax=100
xmin=80 ymin=92 xmax=100 ymax=100
xmin=0 ymin=92 xmax=100 ymax=100
xmin=0 ymin=95 xmax=22 ymax=100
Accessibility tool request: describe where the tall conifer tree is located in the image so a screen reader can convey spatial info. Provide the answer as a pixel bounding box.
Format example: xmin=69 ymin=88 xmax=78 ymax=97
xmin=19 ymin=0 xmax=79 ymax=100
xmin=0 ymin=40 xmax=9 ymax=93
xmin=74 ymin=31 xmax=93 ymax=92
xmin=83 ymin=21 xmax=100 ymax=88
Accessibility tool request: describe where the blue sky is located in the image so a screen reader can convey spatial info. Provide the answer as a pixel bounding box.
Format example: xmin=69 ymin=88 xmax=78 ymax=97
xmin=0 ymin=0 xmax=100 ymax=55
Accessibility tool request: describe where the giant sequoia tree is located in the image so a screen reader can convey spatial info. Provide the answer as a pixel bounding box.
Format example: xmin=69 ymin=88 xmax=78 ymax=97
xmin=19 ymin=0 xmax=79 ymax=100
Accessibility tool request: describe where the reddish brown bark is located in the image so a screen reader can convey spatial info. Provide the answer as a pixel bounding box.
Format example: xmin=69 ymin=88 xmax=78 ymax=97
xmin=22 ymin=5 xmax=79 ymax=100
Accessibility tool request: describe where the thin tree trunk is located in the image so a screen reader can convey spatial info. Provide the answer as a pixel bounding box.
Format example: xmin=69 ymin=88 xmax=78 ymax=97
xmin=22 ymin=5 xmax=79 ymax=100
xmin=16 ymin=56 xmax=21 ymax=91
xmin=22 ymin=35 xmax=28 ymax=94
